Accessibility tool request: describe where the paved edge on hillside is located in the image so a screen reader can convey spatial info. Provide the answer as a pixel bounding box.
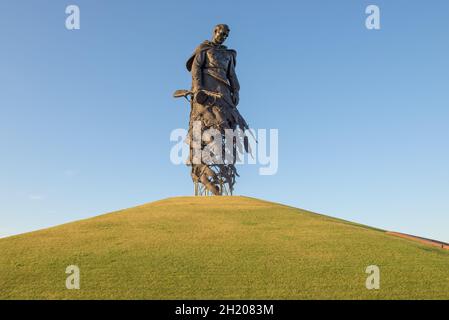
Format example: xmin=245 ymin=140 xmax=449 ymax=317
xmin=387 ymin=231 xmax=449 ymax=250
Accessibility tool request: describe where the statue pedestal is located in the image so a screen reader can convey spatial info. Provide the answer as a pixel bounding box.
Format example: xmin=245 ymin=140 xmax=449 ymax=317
xmin=194 ymin=181 xmax=232 ymax=196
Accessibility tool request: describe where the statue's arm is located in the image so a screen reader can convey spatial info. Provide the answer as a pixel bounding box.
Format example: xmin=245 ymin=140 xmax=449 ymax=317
xmin=228 ymin=53 xmax=240 ymax=106
xmin=191 ymin=50 xmax=205 ymax=92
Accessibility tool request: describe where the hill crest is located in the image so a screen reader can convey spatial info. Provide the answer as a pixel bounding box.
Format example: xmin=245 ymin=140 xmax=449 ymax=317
xmin=1 ymin=196 xmax=448 ymax=299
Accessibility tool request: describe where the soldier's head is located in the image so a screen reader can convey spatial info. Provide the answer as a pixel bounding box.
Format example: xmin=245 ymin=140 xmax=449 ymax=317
xmin=212 ymin=24 xmax=230 ymax=45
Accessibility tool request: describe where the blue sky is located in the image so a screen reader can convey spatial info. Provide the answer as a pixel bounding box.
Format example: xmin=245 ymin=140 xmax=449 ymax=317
xmin=1 ymin=0 xmax=448 ymax=242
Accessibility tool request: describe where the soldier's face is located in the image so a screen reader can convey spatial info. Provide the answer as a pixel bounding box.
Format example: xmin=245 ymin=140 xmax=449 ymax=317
xmin=213 ymin=27 xmax=229 ymax=44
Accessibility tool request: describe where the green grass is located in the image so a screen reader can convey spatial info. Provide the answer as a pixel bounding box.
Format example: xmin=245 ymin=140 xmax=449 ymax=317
xmin=1 ymin=196 xmax=448 ymax=299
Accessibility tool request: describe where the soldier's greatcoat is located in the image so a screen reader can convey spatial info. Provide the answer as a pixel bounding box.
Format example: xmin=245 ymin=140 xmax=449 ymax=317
xmin=185 ymin=40 xmax=249 ymax=195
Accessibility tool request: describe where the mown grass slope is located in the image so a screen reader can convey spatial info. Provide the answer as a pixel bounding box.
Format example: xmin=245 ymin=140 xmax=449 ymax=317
xmin=1 ymin=196 xmax=448 ymax=299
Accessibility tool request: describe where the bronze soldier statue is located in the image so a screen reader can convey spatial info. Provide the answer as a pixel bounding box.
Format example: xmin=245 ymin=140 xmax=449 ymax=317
xmin=174 ymin=24 xmax=250 ymax=196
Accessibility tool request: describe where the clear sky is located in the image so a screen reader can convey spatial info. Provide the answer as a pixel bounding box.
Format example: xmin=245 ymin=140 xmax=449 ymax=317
xmin=1 ymin=0 xmax=448 ymax=242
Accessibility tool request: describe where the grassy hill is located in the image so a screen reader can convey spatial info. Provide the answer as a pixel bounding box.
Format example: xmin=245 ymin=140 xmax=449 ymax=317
xmin=1 ymin=196 xmax=448 ymax=299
